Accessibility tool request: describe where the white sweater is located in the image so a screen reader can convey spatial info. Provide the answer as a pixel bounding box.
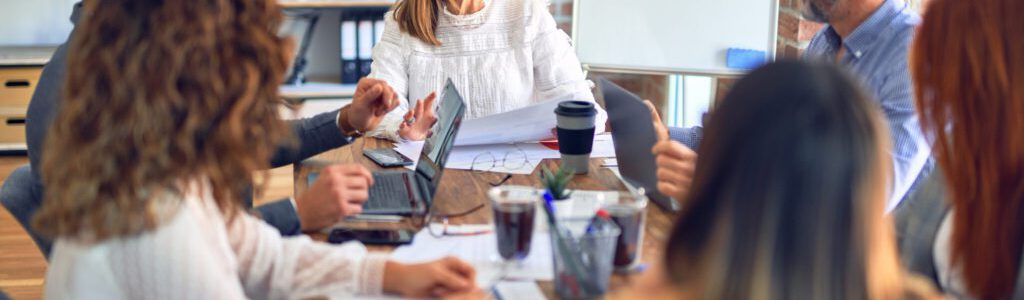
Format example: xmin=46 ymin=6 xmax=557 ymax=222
xmin=367 ymin=0 xmax=605 ymax=141
xmin=44 ymin=182 xmax=388 ymax=300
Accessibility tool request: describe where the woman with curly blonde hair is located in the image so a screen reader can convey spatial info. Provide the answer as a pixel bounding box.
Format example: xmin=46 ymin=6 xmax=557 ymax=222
xmin=35 ymin=0 xmax=478 ymax=298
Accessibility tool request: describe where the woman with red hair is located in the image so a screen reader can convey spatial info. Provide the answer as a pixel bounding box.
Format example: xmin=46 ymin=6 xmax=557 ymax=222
xmin=894 ymin=0 xmax=1024 ymax=298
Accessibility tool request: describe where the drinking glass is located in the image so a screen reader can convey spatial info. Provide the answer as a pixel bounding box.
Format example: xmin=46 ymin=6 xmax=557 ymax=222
xmin=487 ymin=186 xmax=538 ymax=264
xmin=602 ymin=191 xmax=648 ymax=271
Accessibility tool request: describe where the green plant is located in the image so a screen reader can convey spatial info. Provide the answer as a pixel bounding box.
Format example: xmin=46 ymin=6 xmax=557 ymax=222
xmin=540 ymin=165 xmax=575 ymax=200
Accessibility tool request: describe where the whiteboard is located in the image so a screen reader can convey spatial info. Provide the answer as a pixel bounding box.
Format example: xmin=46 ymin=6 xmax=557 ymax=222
xmin=0 ymin=0 xmax=77 ymax=46
xmin=572 ymin=0 xmax=779 ymax=76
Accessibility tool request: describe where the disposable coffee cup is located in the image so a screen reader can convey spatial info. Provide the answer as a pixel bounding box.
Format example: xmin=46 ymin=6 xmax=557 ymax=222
xmin=555 ymin=101 xmax=597 ymax=174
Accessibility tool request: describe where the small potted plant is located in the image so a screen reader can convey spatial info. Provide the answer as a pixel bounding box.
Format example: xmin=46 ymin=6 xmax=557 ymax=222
xmin=540 ymin=165 xmax=575 ymax=201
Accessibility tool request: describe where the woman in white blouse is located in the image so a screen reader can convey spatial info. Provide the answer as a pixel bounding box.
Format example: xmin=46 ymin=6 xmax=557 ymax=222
xmin=35 ymin=1 xmax=478 ymax=299
xmin=367 ymin=0 xmax=606 ymax=141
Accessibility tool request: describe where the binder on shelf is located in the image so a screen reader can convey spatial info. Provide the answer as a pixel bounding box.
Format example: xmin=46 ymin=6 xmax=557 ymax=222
xmin=340 ymin=12 xmax=359 ymax=84
xmin=374 ymin=17 xmax=385 ymax=47
xmin=357 ymin=13 xmax=375 ymax=77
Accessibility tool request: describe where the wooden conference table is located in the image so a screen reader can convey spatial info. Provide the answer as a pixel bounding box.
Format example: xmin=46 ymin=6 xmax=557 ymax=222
xmin=294 ymin=138 xmax=677 ymax=299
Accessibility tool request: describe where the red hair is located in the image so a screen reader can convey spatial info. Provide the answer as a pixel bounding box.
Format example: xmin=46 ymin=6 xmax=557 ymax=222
xmin=912 ymin=0 xmax=1024 ymax=298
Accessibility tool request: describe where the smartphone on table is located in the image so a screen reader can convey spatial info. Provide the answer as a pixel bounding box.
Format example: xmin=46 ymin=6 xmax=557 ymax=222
xmin=327 ymin=228 xmax=415 ymax=245
xmin=363 ymin=148 xmax=414 ymax=168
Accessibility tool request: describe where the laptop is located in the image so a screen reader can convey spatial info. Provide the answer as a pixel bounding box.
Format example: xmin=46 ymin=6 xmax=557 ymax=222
xmin=362 ymin=79 xmax=466 ymax=215
xmin=599 ymin=78 xmax=682 ymax=212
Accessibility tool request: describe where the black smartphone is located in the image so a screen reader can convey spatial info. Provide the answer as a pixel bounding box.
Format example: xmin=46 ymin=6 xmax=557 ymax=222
xmin=363 ymin=148 xmax=414 ymax=168
xmin=327 ymin=228 xmax=415 ymax=245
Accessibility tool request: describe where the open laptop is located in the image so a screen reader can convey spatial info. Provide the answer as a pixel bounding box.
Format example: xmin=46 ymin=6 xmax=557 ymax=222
xmin=599 ymin=78 xmax=682 ymax=212
xmin=362 ymin=79 xmax=466 ymax=215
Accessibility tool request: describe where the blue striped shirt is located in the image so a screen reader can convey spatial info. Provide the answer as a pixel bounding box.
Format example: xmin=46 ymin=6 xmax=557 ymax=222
xmin=669 ymin=0 xmax=929 ymax=211
xmin=804 ymin=0 xmax=930 ymax=211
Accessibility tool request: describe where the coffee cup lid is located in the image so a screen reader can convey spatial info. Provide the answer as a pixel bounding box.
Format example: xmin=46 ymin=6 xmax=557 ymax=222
xmin=555 ymin=100 xmax=597 ymax=117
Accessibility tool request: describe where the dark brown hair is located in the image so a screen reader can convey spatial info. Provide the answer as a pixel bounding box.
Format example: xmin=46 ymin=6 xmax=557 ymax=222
xmin=664 ymin=61 xmax=904 ymax=299
xmin=912 ymin=0 xmax=1024 ymax=298
xmin=393 ymin=0 xmax=443 ymax=46
xmin=34 ymin=0 xmax=292 ymax=240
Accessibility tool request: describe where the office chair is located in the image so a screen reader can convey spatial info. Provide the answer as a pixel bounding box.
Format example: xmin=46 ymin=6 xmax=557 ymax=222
xmin=0 ymin=164 xmax=51 ymax=259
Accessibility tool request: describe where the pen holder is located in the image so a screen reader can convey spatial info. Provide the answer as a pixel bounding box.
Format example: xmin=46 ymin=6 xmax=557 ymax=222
xmin=550 ymin=221 xmax=620 ymax=299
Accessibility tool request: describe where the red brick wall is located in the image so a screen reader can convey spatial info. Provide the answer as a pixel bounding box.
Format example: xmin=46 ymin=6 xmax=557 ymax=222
xmin=776 ymin=0 xmax=825 ymax=58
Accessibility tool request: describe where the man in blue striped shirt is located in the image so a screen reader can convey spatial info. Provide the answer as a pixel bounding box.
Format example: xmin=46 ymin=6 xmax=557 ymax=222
xmin=659 ymin=0 xmax=930 ymax=211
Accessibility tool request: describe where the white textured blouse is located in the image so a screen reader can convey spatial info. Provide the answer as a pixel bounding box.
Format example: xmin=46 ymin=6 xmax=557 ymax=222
xmin=367 ymin=0 xmax=605 ymax=141
xmin=44 ymin=182 xmax=389 ymax=300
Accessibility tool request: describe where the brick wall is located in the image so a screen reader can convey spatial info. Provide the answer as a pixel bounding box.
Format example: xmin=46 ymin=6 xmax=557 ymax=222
xmin=776 ymin=0 xmax=825 ymax=58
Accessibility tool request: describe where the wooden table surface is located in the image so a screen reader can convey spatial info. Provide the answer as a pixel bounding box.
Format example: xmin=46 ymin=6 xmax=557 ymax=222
xmin=295 ymin=138 xmax=678 ymax=299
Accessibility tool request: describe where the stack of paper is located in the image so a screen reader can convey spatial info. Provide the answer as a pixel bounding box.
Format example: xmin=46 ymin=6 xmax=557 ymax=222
xmin=394 ymin=134 xmax=618 ymax=175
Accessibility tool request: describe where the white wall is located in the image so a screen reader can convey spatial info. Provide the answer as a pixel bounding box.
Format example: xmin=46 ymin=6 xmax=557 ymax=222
xmin=0 ymin=0 xmax=78 ymax=46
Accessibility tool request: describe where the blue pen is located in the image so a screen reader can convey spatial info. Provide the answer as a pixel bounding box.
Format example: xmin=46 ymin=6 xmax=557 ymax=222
xmin=542 ymin=192 xmax=558 ymax=225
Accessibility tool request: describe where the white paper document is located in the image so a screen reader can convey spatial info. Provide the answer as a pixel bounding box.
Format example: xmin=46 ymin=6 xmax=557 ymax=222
xmin=494 ymin=281 xmax=547 ymax=300
xmin=392 ymin=134 xmax=617 ymax=175
xmin=453 ymin=100 xmax=562 ymax=146
xmin=390 ymin=225 xmax=554 ymax=283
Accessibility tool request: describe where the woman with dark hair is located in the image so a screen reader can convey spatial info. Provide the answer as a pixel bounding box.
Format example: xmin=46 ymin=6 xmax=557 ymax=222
xmin=34 ymin=0 xmax=477 ymax=298
xmin=612 ymin=61 xmax=937 ymax=299
xmin=362 ymin=0 xmax=606 ymax=141
xmin=895 ymin=0 xmax=1024 ymax=298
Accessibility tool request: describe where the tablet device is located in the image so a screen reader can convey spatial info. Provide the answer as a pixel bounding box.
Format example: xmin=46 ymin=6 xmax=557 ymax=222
xmin=600 ymin=78 xmax=681 ymax=212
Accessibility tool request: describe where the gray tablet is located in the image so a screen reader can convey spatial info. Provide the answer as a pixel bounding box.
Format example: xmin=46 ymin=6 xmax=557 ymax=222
xmin=599 ymin=78 xmax=681 ymax=212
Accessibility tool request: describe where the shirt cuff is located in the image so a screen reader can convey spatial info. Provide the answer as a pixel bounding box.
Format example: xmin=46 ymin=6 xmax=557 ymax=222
xmin=358 ymin=253 xmax=390 ymax=295
xmin=336 ymin=104 xmax=359 ymax=143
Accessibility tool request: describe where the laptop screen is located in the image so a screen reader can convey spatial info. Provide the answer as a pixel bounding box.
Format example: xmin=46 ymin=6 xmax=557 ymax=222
xmin=414 ymin=79 xmax=466 ymax=203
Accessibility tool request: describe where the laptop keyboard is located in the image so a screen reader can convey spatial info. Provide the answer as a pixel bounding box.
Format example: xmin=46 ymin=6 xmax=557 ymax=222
xmin=366 ymin=172 xmax=413 ymax=210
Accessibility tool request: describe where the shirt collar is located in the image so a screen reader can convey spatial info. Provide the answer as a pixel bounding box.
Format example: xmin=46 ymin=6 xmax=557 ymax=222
xmin=822 ymin=0 xmax=906 ymax=59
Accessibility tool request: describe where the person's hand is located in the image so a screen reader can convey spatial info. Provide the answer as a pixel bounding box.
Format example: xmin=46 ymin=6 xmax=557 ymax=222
xmin=382 ymin=257 xmax=477 ymax=298
xmin=643 ymin=100 xmax=670 ymax=139
xmin=645 ymin=100 xmax=697 ymax=201
xmin=294 ymin=164 xmax=374 ymax=231
xmin=397 ymin=92 xmax=439 ymax=141
xmin=340 ymin=78 xmax=400 ymax=134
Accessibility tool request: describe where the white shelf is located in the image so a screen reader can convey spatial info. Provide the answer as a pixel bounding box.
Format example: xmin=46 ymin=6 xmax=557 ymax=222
xmin=279 ymin=0 xmax=395 ymax=9
xmin=0 ymin=143 xmax=27 ymax=152
xmin=280 ymin=81 xmax=357 ymax=100
xmin=0 ymin=46 xmax=57 ymax=66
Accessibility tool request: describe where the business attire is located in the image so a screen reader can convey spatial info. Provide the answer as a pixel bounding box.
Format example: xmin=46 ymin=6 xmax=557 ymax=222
xmin=894 ymin=172 xmax=1024 ymax=299
xmin=44 ymin=180 xmax=388 ymax=299
xmin=667 ymin=0 xmax=929 ymax=211
xmin=365 ymin=0 xmax=605 ymax=141
xmin=24 ymin=2 xmax=351 ymax=242
xmin=803 ymin=0 xmax=930 ymax=211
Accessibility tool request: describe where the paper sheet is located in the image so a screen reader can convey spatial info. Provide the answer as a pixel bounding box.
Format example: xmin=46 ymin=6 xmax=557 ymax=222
xmin=494 ymin=281 xmax=547 ymax=300
xmin=453 ymin=100 xmax=562 ymax=146
xmin=393 ymin=134 xmax=617 ymax=175
xmin=390 ymin=225 xmax=554 ymax=283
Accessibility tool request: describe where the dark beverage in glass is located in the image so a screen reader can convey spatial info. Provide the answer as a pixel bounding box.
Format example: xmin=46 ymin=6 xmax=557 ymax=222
xmin=603 ymin=191 xmax=648 ymax=271
xmin=493 ymin=202 xmax=535 ymax=260
xmin=606 ymin=205 xmax=643 ymax=267
xmin=488 ymin=186 xmax=540 ymax=263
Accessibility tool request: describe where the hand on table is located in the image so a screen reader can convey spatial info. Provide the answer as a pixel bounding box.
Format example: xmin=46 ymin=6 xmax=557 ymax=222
xmin=294 ymin=164 xmax=374 ymax=231
xmin=340 ymin=78 xmax=400 ymax=134
xmin=644 ymin=100 xmax=697 ymax=202
xmin=383 ymin=257 xmax=478 ymax=298
xmin=398 ymin=92 xmax=439 ymax=141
